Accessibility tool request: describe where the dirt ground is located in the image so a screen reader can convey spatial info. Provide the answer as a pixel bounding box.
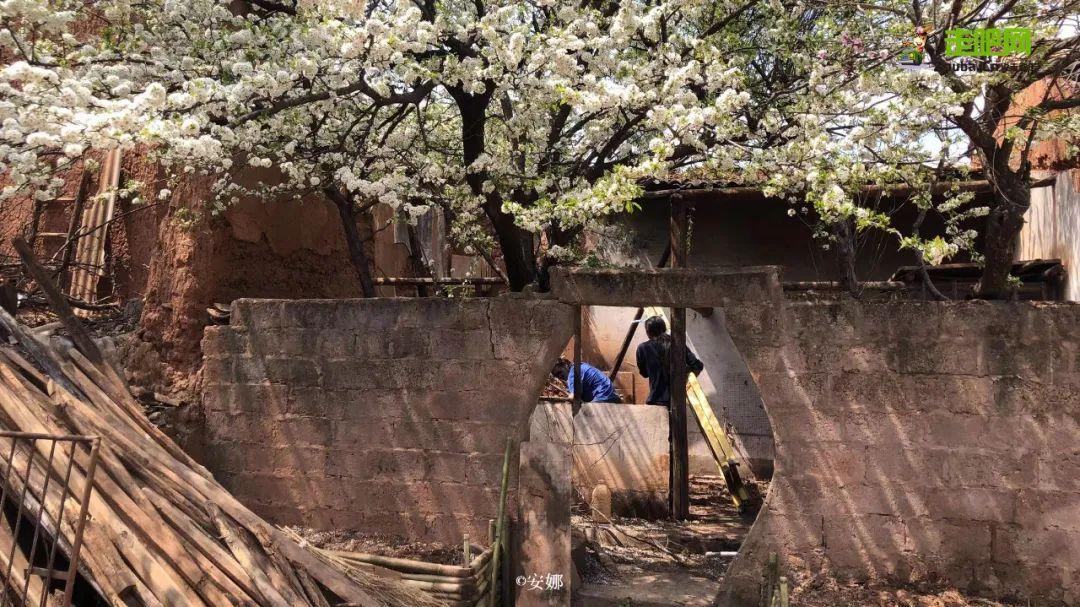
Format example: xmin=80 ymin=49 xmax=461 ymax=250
xmin=575 ymin=475 xmax=751 ymax=588
xmin=791 ymin=574 xmax=1027 ymax=607
xmin=574 ymin=476 xmax=1028 ymax=607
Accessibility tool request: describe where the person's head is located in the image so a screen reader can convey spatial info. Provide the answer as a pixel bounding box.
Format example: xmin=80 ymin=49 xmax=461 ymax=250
xmin=644 ymin=315 xmax=667 ymax=339
xmin=551 ymin=358 xmax=571 ymax=381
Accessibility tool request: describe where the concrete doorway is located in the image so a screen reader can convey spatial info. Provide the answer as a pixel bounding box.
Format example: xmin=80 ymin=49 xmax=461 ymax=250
xmin=533 ymin=291 xmax=777 ymax=606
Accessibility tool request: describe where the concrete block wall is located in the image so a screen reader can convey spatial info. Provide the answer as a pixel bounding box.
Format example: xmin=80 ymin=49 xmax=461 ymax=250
xmin=739 ymin=300 xmax=1080 ymax=604
xmin=552 ymin=268 xmax=1080 ymax=606
xmin=200 ymin=296 xmax=572 ymax=543
xmin=571 ymin=403 xmax=670 ymax=516
xmin=530 ymin=401 xmax=670 ymax=516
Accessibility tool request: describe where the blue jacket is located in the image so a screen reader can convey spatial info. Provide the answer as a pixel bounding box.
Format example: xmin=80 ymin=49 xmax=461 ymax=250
xmin=567 ymin=362 xmax=621 ymax=403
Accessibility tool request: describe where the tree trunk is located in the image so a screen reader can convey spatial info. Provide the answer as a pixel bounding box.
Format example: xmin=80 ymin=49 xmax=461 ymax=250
xmin=326 ymin=188 xmax=376 ymax=298
xmin=833 ymin=219 xmax=859 ymax=297
xmin=975 ymin=178 xmax=1030 ymax=299
xmin=450 ymin=86 xmax=537 ymax=291
xmin=405 ymin=223 xmax=431 ymax=297
xmin=488 ymin=210 xmax=535 ymax=290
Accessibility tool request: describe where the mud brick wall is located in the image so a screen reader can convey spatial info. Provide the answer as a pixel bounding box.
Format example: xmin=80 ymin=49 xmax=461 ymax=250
xmin=552 ymin=268 xmax=1080 ymax=607
xmin=200 ymin=296 xmax=572 ymax=543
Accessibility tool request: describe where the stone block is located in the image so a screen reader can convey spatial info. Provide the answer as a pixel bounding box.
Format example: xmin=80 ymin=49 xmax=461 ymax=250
xmin=992 ymin=524 xmax=1080 ymax=569
xmin=903 ymin=518 xmax=993 ymax=562
xmin=230 ymin=382 xmax=290 ymax=414
xmin=332 ymin=480 xmax=500 ymax=518
xmin=941 ymin=450 xmax=1037 ymax=489
xmin=334 ymin=418 xmax=513 ymax=454
xmin=887 ymin=340 xmax=983 ymax=376
xmin=1037 ymin=450 xmax=1080 ymax=492
xmin=202 ymin=327 xmax=247 ymax=355
xmin=517 ymin=441 xmax=572 ymax=607
xmin=387 ymin=327 xmax=432 ymax=358
xmin=983 ymin=336 xmax=1055 ymax=382
xmin=230 ymin=299 xmax=284 ymax=328
xmin=288 ymin=386 xmax=350 ymax=419
xmin=923 ymin=488 xmax=1019 ymax=523
xmin=821 ymin=514 xmax=909 ymax=572
xmin=280 ymin=300 xmax=343 ymax=328
xmin=428 ymin=329 xmax=494 ymax=360
xmin=322 ymin=449 xmax=469 ymax=484
xmin=1015 ymin=489 xmax=1080 ymax=531
xmin=263 ymin=356 xmax=319 ymax=386
xmin=201 ymin=356 xmax=236 ymax=384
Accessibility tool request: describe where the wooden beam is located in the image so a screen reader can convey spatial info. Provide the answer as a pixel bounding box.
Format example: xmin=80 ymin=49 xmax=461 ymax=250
xmin=572 ymin=305 xmax=582 ymax=415
xmin=640 ymin=175 xmax=1056 ymax=203
xmin=372 ymin=277 xmax=504 ymax=286
xmin=669 ymin=195 xmax=690 ymax=520
xmin=607 ymin=244 xmax=671 ymax=381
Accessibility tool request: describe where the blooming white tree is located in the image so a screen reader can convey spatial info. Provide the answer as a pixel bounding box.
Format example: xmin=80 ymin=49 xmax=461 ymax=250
xmin=1 ymin=0 xmax=774 ymax=292
xmin=798 ymin=0 xmax=1080 ymax=297
xmin=1 ymin=0 xmax=1074 ymax=296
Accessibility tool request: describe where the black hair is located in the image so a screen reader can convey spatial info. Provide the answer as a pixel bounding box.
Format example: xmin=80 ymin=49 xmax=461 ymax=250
xmin=644 ymin=315 xmax=667 ymax=339
xmin=644 ymin=316 xmax=672 ymax=376
xmin=551 ymin=358 xmax=571 ymax=380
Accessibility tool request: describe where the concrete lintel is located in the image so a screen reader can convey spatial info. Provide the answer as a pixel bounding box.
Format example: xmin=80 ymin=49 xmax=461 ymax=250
xmin=549 ymin=266 xmax=782 ymax=308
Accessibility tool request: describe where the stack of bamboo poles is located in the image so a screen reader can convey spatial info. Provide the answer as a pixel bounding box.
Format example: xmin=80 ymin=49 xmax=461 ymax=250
xmin=0 ymin=239 xmax=442 ymax=607
xmin=286 ymin=531 xmax=494 ymax=607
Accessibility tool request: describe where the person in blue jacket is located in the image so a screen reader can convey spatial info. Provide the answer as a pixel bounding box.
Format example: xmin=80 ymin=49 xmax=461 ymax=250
xmin=551 ymin=358 xmax=622 ymax=403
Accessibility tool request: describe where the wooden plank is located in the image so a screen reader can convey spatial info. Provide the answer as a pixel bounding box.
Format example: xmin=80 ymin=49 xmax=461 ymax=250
xmin=572 ymin=305 xmax=582 ymax=413
xmin=669 ymin=195 xmax=690 ymax=520
xmin=670 ymin=306 xmax=690 ymax=520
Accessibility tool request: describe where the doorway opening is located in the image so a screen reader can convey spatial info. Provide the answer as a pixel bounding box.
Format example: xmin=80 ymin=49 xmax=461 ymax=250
xmin=534 ymin=302 xmax=776 ymax=606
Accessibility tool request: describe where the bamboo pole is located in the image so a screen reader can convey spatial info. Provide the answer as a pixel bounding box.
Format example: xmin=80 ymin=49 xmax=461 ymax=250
xmin=488 ymin=438 xmax=512 ymax=607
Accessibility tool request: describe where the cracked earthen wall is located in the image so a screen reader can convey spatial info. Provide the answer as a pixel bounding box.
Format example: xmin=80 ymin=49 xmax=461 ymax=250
xmin=200 ymin=296 xmax=572 ymax=543
xmin=551 ymin=268 xmax=1080 ymax=607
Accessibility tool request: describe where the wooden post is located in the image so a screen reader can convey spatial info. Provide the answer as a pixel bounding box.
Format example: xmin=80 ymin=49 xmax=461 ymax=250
xmin=669 ymin=195 xmax=691 ymax=520
xmin=607 ymin=244 xmax=671 ymax=381
xmin=572 ymin=305 xmax=583 ymax=415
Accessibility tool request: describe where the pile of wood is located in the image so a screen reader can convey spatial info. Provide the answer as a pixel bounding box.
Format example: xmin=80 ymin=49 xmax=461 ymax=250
xmin=0 ymin=239 xmax=442 ymax=607
xmin=284 ymin=529 xmax=494 ymax=607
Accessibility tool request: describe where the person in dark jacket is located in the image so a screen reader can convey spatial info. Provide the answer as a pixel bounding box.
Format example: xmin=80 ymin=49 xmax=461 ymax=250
xmin=635 ymin=315 xmax=704 ymax=405
xmin=551 ymin=358 xmax=622 ymax=404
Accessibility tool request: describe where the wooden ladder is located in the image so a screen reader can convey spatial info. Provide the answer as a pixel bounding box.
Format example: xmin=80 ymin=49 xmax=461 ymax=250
xmin=643 ymin=306 xmax=758 ymax=510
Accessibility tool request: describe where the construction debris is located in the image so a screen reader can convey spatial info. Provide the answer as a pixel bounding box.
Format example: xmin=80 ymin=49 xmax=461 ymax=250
xmin=0 ymin=242 xmax=442 ymax=607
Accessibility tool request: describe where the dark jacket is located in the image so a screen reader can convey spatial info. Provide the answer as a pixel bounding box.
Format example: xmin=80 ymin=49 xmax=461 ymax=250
xmin=635 ymin=337 xmax=704 ymax=405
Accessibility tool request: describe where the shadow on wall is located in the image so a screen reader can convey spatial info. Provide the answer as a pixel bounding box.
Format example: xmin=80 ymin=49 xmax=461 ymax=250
xmin=199 ymin=296 xmax=573 ymax=545
xmin=531 ymin=401 xmax=672 ymax=518
xmin=549 ymin=267 xmax=1080 ymax=607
